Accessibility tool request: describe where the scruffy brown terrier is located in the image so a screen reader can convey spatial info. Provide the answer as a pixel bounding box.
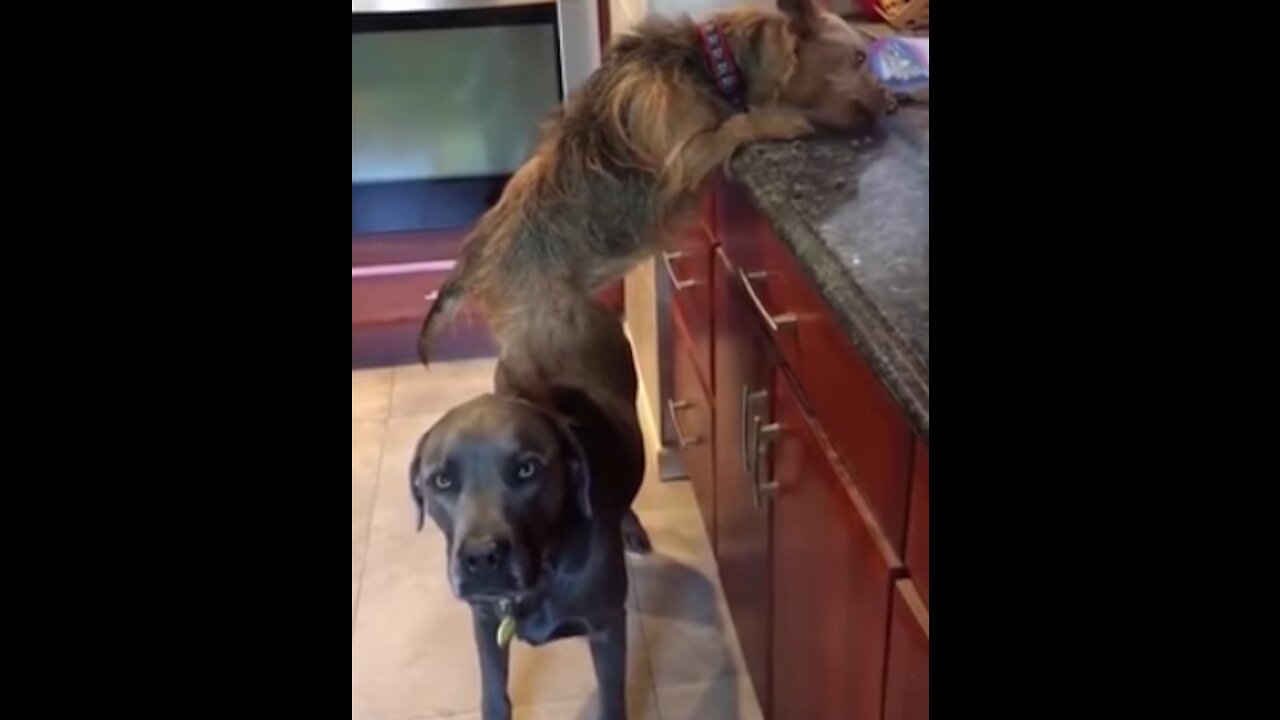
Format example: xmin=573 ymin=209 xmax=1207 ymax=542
xmin=418 ymin=0 xmax=892 ymax=391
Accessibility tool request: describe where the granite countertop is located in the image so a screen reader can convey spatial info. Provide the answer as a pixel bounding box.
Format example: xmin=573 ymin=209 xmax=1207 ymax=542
xmin=730 ymin=105 xmax=929 ymax=438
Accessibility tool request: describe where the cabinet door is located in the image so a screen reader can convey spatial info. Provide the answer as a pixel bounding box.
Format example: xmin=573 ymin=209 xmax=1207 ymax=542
xmin=884 ymin=579 xmax=929 ymax=720
xmin=663 ymin=190 xmax=716 ymax=394
xmin=718 ymin=178 xmax=914 ymax=553
xmin=768 ymin=371 xmax=897 ymax=720
xmin=906 ymin=442 xmax=929 ymax=608
xmin=712 ymin=246 xmax=776 ymax=708
xmin=670 ymin=317 xmax=716 ymax=549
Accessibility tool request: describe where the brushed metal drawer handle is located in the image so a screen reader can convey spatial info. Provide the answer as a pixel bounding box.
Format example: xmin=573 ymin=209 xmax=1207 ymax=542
xmin=662 ymin=251 xmax=701 ymax=291
xmin=752 ymin=421 xmax=783 ymax=510
xmin=739 ymin=269 xmax=797 ymax=333
xmin=667 ymin=399 xmax=702 ymax=448
xmin=742 ymin=388 xmax=768 ymax=474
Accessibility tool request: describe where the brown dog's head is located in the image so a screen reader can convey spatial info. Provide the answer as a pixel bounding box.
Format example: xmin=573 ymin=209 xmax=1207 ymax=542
xmin=783 ymin=0 xmax=894 ymax=126
xmin=409 ymin=394 xmax=592 ymax=604
xmin=728 ymin=0 xmax=892 ymax=129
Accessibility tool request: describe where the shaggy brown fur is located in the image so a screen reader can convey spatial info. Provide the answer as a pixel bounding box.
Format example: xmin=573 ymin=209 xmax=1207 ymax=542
xmin=418 ymin=0 xmax=891 ymax=390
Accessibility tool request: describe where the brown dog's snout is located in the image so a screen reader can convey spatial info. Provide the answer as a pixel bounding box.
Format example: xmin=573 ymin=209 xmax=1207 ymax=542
xmin=457 ymin=535 xmax=512 ymax=577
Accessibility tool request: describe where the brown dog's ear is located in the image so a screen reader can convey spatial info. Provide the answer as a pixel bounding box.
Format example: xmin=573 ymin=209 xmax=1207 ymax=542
xmin=777 ymin=0 xmax=821 ymax=38
xmin=537 ymin=386 xmax=602 ymax=520
xmin=409 ymin=443 xmax=427 ymax=532
xmin=556 ymin=418 xmax=595 ymax=520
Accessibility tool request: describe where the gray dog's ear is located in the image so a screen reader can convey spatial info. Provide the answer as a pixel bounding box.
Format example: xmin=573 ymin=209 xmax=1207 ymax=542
xmin=542 ymin=385 xmax=618 ymax=520
xmin=556 ymin=419 xmax=595 ymax=519
xmin=409 ymin=448 xmax=426 ymax=532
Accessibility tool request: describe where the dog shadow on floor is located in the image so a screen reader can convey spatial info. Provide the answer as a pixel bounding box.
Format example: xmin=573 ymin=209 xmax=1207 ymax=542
xmin=572 ymin=552 xmax=744 ymax=720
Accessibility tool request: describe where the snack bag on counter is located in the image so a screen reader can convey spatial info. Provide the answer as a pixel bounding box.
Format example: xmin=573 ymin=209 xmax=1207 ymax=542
xmin=868 ymin=37 xmax=929 ymax=94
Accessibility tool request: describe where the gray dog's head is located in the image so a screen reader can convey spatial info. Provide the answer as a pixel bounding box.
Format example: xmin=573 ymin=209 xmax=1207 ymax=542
xmin=409 ymin=394 xmax=593 ymax=604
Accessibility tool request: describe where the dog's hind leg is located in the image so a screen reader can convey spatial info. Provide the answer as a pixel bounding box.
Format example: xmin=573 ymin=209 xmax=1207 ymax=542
xmin=621 ymin=509 xmax=652 ymax=555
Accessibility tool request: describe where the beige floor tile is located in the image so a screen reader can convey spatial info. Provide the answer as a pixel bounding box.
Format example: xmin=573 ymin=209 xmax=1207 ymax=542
xmin=657 ymin=678 xmax=764 ymax=720
xmin=353 ymin=369 xmax=394 ymax=421
xmin=390 ymin=359 xmax=497 ymax=419
xmin=352 ymin=414 xmax=476 ymax=720
xmin=363 ymin=414 xmax=449 ymax=590
xmin=630 ymin=479 xmax=716 ymax=573
xmin=353 ymin=419 xmax=386 ymax=622
xmin=631 ymin=465 xmax=697 ymax=513
xmin=508 ymin=606 xmax=652 ymax=705
xmin=627 ymin=459 xmax=749 ymax=689
xmin=414 ymin=696 xmax=665 ymax=720
xmin=629 ymin=549 xmax=745 ymax=689
xmin=513 ymin=686 xmax=661 ymax=720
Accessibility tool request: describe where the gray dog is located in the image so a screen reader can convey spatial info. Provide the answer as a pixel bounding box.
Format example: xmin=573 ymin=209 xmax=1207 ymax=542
xmin=410 ymin=337 xmax=651 ymax=720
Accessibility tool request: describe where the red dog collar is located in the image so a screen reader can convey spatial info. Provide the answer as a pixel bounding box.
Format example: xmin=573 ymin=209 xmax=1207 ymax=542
xmin=697 ymin=22 xmax=747 ymax=112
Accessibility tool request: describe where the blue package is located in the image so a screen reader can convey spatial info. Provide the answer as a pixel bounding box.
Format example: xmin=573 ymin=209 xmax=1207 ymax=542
xmin=869 ymin=37 xmax=929 ymax=93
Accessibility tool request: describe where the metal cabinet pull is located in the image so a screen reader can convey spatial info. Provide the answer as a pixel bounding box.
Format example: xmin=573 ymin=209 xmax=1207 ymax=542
xmin=738 ymin=269 xmax=797 ymax=333
xmin=752 ymin=421 xmax=783 ymax=510
xmin=742 ymin=388 xmax=768 ymax=475
xmin=667 ymin=399 xmax=702 ymax=448
xmin=662 ymin=251 xmax=701 ymax=291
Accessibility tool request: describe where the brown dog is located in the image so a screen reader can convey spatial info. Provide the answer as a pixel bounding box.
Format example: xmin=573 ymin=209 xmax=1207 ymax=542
xmin=418 ymin=0 xmax=891 ymax=386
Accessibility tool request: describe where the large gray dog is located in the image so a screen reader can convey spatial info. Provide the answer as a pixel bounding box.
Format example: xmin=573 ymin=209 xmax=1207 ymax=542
xmin=409 ymin=316 xmax=651 ymax=720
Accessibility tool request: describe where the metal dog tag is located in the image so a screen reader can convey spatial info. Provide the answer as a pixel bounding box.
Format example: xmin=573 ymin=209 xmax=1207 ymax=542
xmin=496 ymin=614 xmax=517 ymax=648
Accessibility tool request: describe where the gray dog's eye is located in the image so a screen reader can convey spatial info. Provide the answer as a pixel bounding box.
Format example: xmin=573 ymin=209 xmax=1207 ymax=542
xmin=431 ymin=473 xmax=454 ymax=491
xmin=517 ymin=461 xmax=538 ymax=480
xmin=854 ymin=51 xmax=867 ymax=67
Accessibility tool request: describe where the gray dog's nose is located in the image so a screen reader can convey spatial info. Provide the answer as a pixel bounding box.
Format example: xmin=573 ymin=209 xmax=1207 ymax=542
xmin=458 ymin=536 xmax=511 ymax=576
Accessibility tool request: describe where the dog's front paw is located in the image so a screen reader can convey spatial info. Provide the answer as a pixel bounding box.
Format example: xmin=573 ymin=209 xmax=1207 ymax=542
xmin=731 ymin=107 xmax=813 ymax=142
xmin=755 ymin=108 xmax=815 ymax=140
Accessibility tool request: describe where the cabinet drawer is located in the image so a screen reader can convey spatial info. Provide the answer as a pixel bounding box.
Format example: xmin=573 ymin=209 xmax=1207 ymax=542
xmin=765 ymin=235 xmax=912 ymax=554
xmin=768 ymin=370 xmax=898 ymax=720
xmin=351 ymin=302 xmax=497 ymax=368
xmin=711 ymin=246 xmax=777 ymax=706
xmin=715 ymin=177 xmax=767 ymax=276
xmin=884 ymin=579 xmax=929 ymax=720
xmin=351 ymin=266 xmax=450 ymax=325
xmin=906 ymin=441 xmax=929 ymax=607
xmin=670 ymin=321 xmax=716 ymax=549
xmin=717 ymin=183 xmax=913 ymax=553
xmin=664 ymin=225 xmax=714 ymax=394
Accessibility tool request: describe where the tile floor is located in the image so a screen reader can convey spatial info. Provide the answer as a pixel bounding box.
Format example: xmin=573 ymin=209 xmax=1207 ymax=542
xmin=352 ymin=360 xmax=764 ymax=720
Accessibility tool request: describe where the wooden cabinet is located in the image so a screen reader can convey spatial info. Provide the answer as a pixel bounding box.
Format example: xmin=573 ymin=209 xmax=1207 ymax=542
xmin=711 ymin=246 xmax=777 ymax=705
xmin=666 ymin=179 xmax=927 ymax=719
xmin=670 ymin=313 xmax=716 ymax=550
xmin=906 ymin=442 xmax=930 ymax=608
xmin=769 ymin=370 xmax=897 ymax=720
xmin=351 ymin=230 xmax=622 ymax=368
xmin=664 ymin=206 xmax=716 ymax=394
xmin=884 ymin=580 xmax=930 ymax=720
xmin=716 ymin=184 xmax=913 ymax=553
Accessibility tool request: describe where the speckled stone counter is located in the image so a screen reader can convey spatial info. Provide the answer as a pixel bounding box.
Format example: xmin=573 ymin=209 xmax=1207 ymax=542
xmin=729 ymin=106 xmax=929 ymax=438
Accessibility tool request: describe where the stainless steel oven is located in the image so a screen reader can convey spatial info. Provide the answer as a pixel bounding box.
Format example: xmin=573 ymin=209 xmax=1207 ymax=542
xmin=352 ymin=0 xmax=601 ymax=234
